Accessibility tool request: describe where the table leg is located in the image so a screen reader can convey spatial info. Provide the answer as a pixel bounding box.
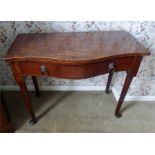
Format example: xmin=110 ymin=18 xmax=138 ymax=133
xmin=105 ymin=70 xmax=114 ymax=94
xmin=105 ymin=63 xmax=115 ymax=94
xmin=15 ymin=75 xmax=37 ymax=125
xmin=32 ymin=76 xmax=41 ymax=97
xmin=115 ymin=71 xmax=134 ymax=117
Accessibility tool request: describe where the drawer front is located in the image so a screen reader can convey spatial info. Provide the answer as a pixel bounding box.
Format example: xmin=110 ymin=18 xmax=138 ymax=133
xmin=20 ymin=62 xmax=56 ymax=77
xmin=19 ymin=57 xmax=134 ymax=79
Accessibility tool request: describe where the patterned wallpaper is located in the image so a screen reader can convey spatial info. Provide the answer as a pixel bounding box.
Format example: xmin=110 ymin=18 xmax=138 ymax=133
xmin=0 ymin=21 xmax=155 ymax=96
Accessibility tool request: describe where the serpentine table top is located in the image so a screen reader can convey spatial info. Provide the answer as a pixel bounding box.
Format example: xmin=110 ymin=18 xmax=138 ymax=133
xmin=5 ymin=31 xmax=149 ymax=63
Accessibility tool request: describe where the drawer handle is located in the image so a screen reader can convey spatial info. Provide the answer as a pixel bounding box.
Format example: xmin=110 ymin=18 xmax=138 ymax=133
xmin=40 ymin=65 xmax=49 ymax=76
xmin=108 ymin=63 xmax=115 ymax=73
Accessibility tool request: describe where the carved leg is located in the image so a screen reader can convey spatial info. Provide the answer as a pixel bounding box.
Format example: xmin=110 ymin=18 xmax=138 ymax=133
xmin=115 ymin=71 xmax=134 ymax=117
xmin=32 ymin=76 xmax=41 ymax=97
xmin=16 ymin=75 xmax=37 ymax=125
xmin=105 ymin=63 xmax=114 ymax=94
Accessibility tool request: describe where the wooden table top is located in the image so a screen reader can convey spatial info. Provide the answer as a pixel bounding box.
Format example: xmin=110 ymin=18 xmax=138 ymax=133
xmin=5 ymin=31 xmax=150 ymax=64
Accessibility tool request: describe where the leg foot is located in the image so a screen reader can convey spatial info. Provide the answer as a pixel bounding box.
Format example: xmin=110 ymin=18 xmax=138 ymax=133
xmin=115 ymin=112 xmax=122 ymax=118
xmin=34 ymin=92 xmax=41 ymax=97
xmin=29 ymin=117 xmax=37 ymax=125
xmin=105 ymin=90 xmax=112 ymax=94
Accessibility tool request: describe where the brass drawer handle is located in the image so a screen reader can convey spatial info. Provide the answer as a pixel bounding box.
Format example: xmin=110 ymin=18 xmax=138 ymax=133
xmin=40 ymin=65 xmax=49 ymax=76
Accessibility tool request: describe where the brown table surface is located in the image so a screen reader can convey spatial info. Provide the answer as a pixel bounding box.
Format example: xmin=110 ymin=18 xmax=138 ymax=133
xmin=5 ymin=31 xmax=150 ymax=64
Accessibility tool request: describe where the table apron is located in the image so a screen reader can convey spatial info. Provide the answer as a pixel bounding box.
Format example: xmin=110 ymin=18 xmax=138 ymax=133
xmin=12 ymin=57 xmax=136 ymax=79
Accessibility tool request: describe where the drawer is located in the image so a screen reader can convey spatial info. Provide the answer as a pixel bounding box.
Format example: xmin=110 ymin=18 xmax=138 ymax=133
xmin=19 ymin=57 xmax=134 ymax=79
xmin=19 ymin=62 xmax=108 ymax=79
xmin=20 ymin=62 xmax=58 ymax=77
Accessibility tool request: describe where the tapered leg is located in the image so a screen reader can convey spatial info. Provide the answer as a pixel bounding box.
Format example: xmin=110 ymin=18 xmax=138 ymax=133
xmin=32 ymin=76 xmax=41 ymax=97
xmin=105 ymin=71 xmax=114 ymax=94
xmin=105 ymin=63 xmax=115 ymax=94
xmin=17 ymin=76 xmax=37 ymax=125
xmin=115 ymin=71 xmax=134 ymax=117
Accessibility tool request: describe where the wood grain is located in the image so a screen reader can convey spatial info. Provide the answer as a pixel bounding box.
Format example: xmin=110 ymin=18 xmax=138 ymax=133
xmin=5 ymin=31 xmax=150 ymax=64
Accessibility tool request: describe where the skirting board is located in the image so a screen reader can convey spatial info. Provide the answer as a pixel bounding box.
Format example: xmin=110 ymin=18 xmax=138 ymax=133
xmin=0 ymin=85 xmax=155 ymax=102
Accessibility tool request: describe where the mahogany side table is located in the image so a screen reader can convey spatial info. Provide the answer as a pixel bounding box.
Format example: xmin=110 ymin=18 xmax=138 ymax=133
xmin=4 ymin=31 xmax=150 ymax=125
